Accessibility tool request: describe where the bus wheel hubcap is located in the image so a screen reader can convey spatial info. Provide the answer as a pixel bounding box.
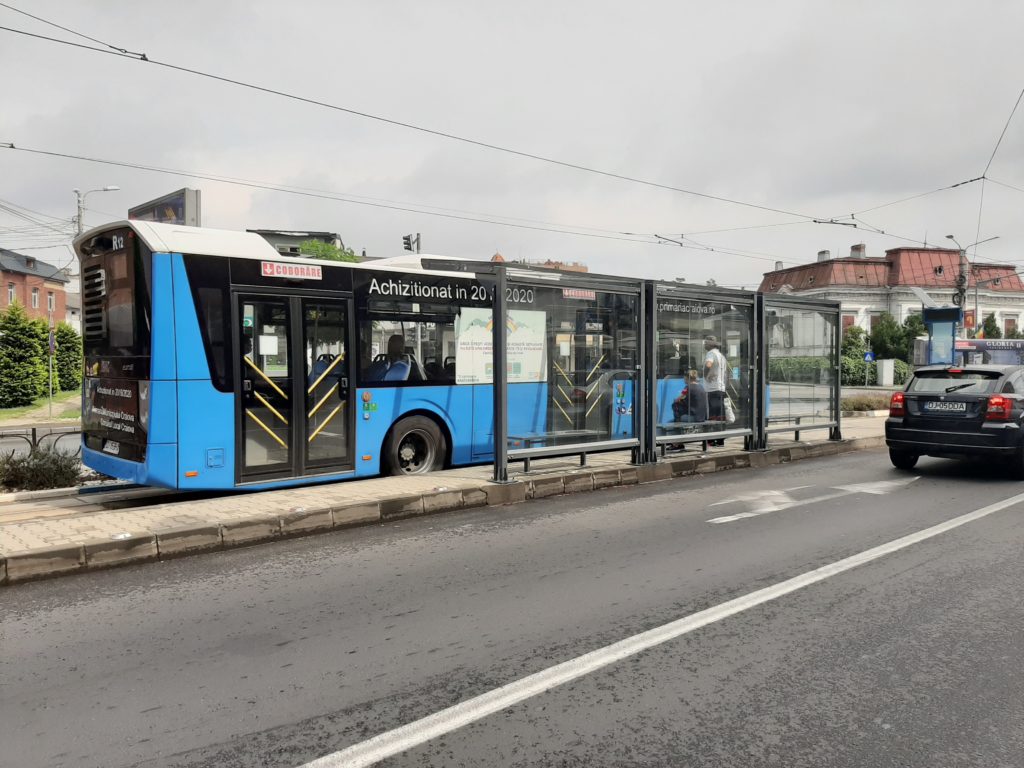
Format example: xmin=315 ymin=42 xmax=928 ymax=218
xmin=397 ymin=430 xmax=432 ymax=472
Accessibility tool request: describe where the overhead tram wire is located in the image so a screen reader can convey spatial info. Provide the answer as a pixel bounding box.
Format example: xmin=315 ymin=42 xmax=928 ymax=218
xmin=847 ymin=176 xmax=985 ymax=216
xmin=0 ymin=19 xmax=819 ymax=223
xmin=983 ymin=85 xmax=1024 ymax=177
xmin=0 ymin=143 xmax=661 ymax=246
xmin=0 ymin=143 xmax=805 ymax=267
xmin=987 ymin=177 xmax=1024 ymax=195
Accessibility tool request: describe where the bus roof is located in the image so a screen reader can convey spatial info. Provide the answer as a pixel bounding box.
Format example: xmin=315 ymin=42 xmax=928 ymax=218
xmin=73 ymin=221 xmax=469 ymax=276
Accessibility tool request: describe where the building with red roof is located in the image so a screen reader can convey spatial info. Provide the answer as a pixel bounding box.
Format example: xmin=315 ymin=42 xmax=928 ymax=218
xmin=759 ymin=244 xmax=1024 ymax=336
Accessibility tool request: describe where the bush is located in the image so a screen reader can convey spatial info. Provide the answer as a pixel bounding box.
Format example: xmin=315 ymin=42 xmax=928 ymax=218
xmin=0 ymin=448 xmax=80 ymax=491
xmin=840 ymin=356 xmax=910 ymax=387
xmin=768 ymin=356 xmax=833 ymax=383
xmin=0 ymin=302 xmax=47 ymax=407
xmin=841 ymin=395 xmax=891 ymax=411
xmin=55 ymin=322 xmax=83 ymax=391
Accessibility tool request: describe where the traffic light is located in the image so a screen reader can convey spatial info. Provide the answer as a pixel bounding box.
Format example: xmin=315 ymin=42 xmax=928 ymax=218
xmin=402 ymin=234 xmax=413 ymax=252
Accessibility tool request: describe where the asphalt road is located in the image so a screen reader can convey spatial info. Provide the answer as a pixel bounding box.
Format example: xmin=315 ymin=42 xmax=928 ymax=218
xmin=4 ymin=449 xmax=1024 ymax=767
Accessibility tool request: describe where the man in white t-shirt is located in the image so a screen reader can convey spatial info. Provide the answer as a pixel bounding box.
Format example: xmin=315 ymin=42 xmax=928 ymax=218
xmin=703 ymin=336 xmax=728 ymax=444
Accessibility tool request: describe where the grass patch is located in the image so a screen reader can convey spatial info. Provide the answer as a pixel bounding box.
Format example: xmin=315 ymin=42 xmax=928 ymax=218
xmin=841 ymin=394 xmax=891 ymax=412
xmin=0 ymin=388 xmax=81 ymax=424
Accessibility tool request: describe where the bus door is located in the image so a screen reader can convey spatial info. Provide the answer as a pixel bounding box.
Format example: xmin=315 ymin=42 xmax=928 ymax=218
xmin=236 ymin=294 xmax=354 ymax=482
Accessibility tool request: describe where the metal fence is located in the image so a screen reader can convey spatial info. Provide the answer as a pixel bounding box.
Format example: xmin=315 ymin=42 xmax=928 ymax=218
xmin=0 ymin=424 xmax=82 ymax=456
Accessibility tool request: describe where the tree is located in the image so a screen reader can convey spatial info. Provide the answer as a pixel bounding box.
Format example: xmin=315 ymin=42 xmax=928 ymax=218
xmin=981 ymin=313 xmax=1002 ymax=339
xmin=299 ymin=239 xmax=359 ymax=262
xmin=869 ymin=312 xmax=904 ymax=360
xmin=841 ymin=325 xmax=867 ymax=359
xmin=55 ymin=322 xmax=83 ymax=391
xmin=0 ymin=302 xmax=47 ymax=408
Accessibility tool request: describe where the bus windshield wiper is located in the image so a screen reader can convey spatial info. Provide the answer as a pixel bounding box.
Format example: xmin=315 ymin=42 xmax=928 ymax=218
xmin=944 ymin=383 xmax=975 ymax=393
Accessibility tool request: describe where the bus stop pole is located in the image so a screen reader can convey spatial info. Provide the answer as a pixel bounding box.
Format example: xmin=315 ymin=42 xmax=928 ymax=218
xmin=830 ymin=309 xmax=843 ymax=440
xmin=753 ymin=292 xmax=768 ymax=451
xmin=640 ymin=281 xmax=656 ymax=464
xmin=492 ymin=266 xmax=509 ymax=483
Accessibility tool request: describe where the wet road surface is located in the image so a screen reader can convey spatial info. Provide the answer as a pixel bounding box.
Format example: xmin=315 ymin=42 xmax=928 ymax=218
xmin=4 ymin=449 xmax=1024 ymax=767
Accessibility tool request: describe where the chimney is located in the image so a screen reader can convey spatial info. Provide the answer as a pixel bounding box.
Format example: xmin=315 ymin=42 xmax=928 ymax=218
xmin=850 ymin=243 xmax=866 ymax=258
xmin=774 ymin=261 xmax=784 ymax=271
xmin=817 ymin=250 xmax=831 ymax=262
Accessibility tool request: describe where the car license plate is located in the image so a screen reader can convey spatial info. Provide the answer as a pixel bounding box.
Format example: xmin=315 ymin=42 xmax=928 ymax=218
xmin=102 ymin=440 xmax=121 ymax=455
xmin=923 ymin=401 xmax=967 ymax=413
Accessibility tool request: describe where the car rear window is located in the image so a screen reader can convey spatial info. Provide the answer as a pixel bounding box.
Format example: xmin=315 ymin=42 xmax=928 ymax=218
xmin=908 ymin=370 xmax=1002 ymax=394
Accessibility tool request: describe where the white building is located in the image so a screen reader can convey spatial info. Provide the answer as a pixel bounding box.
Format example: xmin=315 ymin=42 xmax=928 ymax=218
xmin=759 ymin=244 xmax=1024 ymax=336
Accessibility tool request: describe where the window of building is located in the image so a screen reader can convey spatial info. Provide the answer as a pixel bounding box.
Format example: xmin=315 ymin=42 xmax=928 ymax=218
xmin=869 ymin=312 xmax=882 ymax=331
xmin=6 ymin=283 xmax=13 ymax=305
xmin=47 ymin=291 xmax=55 ymax=312
xmin=842 ymin=314 xmax=856 ymax=331
xmin=31 ymin=287 xmax=39 ymax=309
xmin=1005 ymin=316 xmax=1017 ymax=336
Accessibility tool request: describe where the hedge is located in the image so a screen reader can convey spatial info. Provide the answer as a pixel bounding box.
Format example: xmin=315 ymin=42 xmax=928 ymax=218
xmin=770 ymin=355 xmax=908 ymax=387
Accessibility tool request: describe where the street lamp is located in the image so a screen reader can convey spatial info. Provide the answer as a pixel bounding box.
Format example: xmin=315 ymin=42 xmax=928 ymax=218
xmin=73 ymin=186 xmax=120 ymax=236
xmin=945 ymin=234 xmax=999 ymax=336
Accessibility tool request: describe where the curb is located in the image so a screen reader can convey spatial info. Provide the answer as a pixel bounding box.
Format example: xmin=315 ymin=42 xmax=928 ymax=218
xmin=0 ymin=436 xmax=886 ymax=586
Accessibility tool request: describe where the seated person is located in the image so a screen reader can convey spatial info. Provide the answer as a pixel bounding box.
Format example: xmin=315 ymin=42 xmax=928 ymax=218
xmin=672 ymin=369 xmax=708 ymax=422
xmin=364 ymin=334 xmax=411 ymax=382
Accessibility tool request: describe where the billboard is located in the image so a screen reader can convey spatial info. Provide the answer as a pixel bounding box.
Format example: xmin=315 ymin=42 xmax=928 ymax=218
xmin=128 ymin=188 xmax=201 ymax=226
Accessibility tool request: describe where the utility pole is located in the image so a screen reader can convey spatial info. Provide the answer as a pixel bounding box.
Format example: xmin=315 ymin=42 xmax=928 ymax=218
xmin=72 ymin=186 xmax=119 ymax=331
xmin=946 ymin=234 xmax=999 ymax=338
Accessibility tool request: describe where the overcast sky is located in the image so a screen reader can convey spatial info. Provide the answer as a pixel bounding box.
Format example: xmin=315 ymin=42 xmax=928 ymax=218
xmin=2 ymin=0 xmax=1024 ymax=288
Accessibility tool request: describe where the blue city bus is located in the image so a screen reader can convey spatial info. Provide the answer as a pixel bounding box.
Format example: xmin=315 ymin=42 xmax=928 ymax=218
xmin=74 ymin=221 xmax=644 ymax=490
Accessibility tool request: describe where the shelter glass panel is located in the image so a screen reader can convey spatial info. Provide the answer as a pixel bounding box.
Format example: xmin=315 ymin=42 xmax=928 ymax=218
xmin=504 ymin=284 xmax=639 ymax=449
xmin=655 ymin=296 xmax=753 ymax=439
xmin=766 ymin=306 xmax=837 ymax=427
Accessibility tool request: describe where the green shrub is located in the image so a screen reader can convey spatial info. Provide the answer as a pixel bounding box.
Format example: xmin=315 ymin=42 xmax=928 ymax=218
xmin=840 ymin=356 xmax=910 ymax=387
xmin=0 ymin=448 xmax=80 ymax=491
xmin=768 ymin=356 xmax=833 ymax=383
xmin=55 ymin=322 xmax=83 ymax=391
xmin=841 ymin=395 xmax=891 ymax=411
xmin=0 ymin=302 xmax=47 ymax=407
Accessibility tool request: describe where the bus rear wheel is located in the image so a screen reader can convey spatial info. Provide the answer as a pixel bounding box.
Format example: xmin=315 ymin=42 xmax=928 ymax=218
xmin=384 ymin=416 xmax=446 ymax=475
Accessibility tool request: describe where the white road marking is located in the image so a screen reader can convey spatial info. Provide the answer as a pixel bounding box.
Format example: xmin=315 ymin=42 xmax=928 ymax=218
xmin=834 ymin=477 xmax=921 ymax=495
xmin=706 ymin=477 xmax=919 ymax=524
xmin=706 ymin=490 xmax=851 ymax=524
xmin=708 ymin=485 xmax=812 ymax=507
xmin=297 ymin=489 xmax=1024 ymax=768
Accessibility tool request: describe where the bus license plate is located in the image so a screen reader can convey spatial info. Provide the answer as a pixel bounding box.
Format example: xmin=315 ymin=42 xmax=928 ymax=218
xmin=103 ymin=440 xmax=121 ymax=455
xmin=923 ymin=401 xmax=966 ymax=413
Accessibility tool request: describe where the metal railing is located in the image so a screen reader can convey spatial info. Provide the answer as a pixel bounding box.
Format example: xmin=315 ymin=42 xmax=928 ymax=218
xmin=0 ymin=424 xmax=82 ymax=456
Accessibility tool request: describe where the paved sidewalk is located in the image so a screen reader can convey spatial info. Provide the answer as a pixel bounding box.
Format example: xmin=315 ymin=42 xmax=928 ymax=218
xmin=0 ymin=418 xmax=886 ymax=585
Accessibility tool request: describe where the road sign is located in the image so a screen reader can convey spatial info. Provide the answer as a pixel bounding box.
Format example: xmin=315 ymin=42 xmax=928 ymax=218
xmin=864 ymin=351 xmax=875 ymax=362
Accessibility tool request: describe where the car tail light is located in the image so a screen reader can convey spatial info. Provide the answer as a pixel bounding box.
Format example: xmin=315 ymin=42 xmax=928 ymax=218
xmin=986 ymin=394 xmax=1012 ymax=421
xmin=889 ymin=391 xmax=906 ymax=417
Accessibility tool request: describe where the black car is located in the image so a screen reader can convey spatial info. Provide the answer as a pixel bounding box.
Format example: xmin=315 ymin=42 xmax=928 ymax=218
xmin=885 ymin=364 xmax=1024 ymax=473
